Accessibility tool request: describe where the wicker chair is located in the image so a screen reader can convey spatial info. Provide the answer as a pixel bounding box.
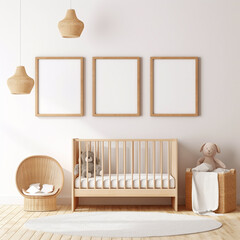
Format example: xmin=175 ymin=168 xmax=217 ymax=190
xmin=16 ymin=155 xmax=64 ymax=211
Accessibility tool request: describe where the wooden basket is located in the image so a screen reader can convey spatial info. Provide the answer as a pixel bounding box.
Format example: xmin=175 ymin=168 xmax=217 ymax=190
xmin=185 ymin=168 xmax=236 ymax=213
xmin=16 ymin=155 xmax=64 ymax=211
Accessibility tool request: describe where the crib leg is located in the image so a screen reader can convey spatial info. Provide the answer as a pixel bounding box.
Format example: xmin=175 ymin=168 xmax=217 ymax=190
xmin=171 ymin=197 xmax=178 ymax=211
xmin=72 ymin=197 xmax=78 ymax=211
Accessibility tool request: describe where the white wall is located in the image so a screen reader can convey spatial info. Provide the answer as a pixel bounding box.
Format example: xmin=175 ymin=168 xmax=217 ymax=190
xmin=0 ymin=0 xmax=240 ymax=205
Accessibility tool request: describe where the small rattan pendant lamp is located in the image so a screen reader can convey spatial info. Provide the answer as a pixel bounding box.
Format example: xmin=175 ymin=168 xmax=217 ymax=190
xmin=58 ymin=0 xmax=84 ymax=38
xmin=7 ymin=0 xmax=34 ymax=94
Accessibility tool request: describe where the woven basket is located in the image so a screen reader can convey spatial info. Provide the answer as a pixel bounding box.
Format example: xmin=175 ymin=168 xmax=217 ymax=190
xmin=16 ymin=155 xmax=64 ymax=211
xmin=185 ymin=168 xmax=236 ymax=213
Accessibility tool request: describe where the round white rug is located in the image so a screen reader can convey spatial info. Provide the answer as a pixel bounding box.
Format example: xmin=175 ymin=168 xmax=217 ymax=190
xmin=25 ymin=211 xmax=222 ymax=237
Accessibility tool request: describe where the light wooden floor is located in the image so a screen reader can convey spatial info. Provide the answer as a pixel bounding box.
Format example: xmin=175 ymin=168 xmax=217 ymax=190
xmin=0 ymin=205 xmax=239 ymax=240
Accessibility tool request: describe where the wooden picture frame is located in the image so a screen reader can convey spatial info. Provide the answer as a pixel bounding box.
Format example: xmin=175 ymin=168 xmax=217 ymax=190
xmin=92 ymin=57 xmax=141 ymax=116
xmin=35 ymin=57 xmax=84 ymax=117
xmin=150 ymin=57 xmax=199 ymax=117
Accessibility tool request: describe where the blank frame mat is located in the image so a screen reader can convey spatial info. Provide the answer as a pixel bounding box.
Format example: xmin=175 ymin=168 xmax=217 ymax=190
xmin=38 ymin=59 xmax=81 ymax=114
xmin=95 ymin=59 xmax=138 ymax=114
xmin=153 ymin=59 xmax=196 ymax=114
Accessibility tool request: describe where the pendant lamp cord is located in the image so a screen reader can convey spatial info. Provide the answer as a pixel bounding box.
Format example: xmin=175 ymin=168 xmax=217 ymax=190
xmin=19 ymin=0 xmax=22 ymax=66
xmin=70 ymin=0 xmax=72 ymax=9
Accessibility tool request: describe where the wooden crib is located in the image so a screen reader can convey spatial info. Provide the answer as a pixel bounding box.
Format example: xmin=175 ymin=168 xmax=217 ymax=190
xmin=72 ymin=138 xmax=178 ymax=211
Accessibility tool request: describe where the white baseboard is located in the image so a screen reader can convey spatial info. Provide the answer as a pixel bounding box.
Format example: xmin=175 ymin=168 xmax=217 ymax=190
xmin=57 ymin=197 xmax=71 ymax=205
xmin=0 ymin=196 xmax=70 ymax=205
xmin=60 ymin=196 xmax=185 ymax=206
xmin=0 ymin=196 xmax=182 ymax=206
xmin=0 ymin=195 xmax=239 ymax=206
xmin=0 ymin=196 xmax=23 ymax=205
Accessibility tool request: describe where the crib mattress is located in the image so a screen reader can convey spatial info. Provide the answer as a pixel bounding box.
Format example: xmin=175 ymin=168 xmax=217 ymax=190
xmin=75 ymin=173 xmax=175 ymax=189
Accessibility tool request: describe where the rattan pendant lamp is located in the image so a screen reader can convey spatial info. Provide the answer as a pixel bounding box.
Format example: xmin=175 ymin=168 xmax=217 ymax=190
xmin=7 ymin=0 xmax=34 ymax=94
xmin=58 ymin=0 xmax=84 ymax=38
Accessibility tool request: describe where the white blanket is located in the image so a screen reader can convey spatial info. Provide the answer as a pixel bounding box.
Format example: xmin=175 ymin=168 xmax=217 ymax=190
xmin=192 ymin=172 xmax=219 ymax=214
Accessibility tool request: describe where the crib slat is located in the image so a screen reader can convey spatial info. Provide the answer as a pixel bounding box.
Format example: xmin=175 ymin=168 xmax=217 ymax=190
xmin=138 ymin=141 xmax=141 ymax=189
xmin=79 ymin=141 xmax=81 ymax=189
xmin=131 ymin=141 xmax=134 ymax=189
xmin=94 ymin=141 xmax=96 ymax=189
xmin=116 ymin=141 xmax=119 ymax=189
xmin=145 ymin=141 xmax=148 ymax=189
xmin=123 ymin=141 xmax=126 ymax=189
xmin=108 ymin=141 xmax=111 ymax=189
xmin=86 ymin=142 xmax=89 ymax=189
xmin=160 ymin=141 xmax=163 ymax=189
xmin=168 ymin=141 xmax=170 ymax=189
xmin=101 ymin=141 xmax=104 ymax=189
xmin=98 ymin=142 xmax=100 ymax=166
xmin=153 ymin=141 xmax=156 ymax=189
xmin=97 ymin=140 xmax=99 ymax=188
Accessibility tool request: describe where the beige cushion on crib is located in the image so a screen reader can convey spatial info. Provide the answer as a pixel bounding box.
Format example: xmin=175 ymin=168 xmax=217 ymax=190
xmin=75 ymin=173 xmax=175 ymax=189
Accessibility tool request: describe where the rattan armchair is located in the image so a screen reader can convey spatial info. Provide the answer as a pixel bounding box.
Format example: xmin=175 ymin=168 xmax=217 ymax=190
xmin=16 ymin=155 xmax=64 ymax=211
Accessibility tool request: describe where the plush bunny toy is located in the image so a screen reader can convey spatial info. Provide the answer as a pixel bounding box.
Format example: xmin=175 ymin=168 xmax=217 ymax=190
xmin=192 ymin=143 xmax=226 ymax=172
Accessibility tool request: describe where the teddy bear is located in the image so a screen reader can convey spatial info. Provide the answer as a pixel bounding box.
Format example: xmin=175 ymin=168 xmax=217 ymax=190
xmin=74 ymin=151 xmax=102 ymax=178
xmin=192 ymin=142 xmax=226 ymax=172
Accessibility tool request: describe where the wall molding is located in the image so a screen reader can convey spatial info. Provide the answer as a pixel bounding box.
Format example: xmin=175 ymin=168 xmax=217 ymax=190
xmin=0 ymin=195 xmax=239 ymax=206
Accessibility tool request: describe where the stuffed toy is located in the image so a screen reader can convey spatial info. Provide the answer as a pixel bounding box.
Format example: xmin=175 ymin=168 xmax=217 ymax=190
xmin=74 ymin=151 xmax=102 ymax=178
xmin=192 ymin=142 xmax=226 ymax=172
